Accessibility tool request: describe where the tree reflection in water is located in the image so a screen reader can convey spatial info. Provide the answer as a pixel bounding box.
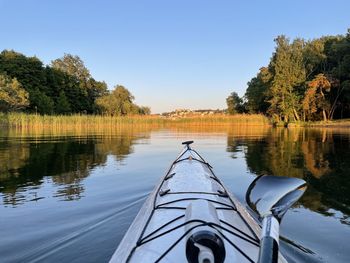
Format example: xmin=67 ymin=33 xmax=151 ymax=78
xmin=0 ymin=126 xmax=152 ymax=206
xmin=227 ymin=127 xmax=350 ymax=224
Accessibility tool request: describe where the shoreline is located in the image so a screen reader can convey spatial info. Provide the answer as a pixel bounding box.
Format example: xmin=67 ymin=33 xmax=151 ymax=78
xmin=0 ymin=113 xmax=270 ymax=127
xmin=285 ymin=120 xmax=350 ymax=128
xmin=1 ymin=113 xmax=350 ymax=129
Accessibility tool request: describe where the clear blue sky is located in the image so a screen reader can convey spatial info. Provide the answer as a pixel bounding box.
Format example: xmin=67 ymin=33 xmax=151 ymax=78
xmin=0 ymin=0 xmax=349 ymax=113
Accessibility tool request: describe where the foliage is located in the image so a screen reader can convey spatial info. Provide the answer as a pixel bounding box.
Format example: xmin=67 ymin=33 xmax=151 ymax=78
xmin=29 ymin=88 xmax=55 ymax=114
xmin=0 ymin=50 xmax=46 ymax=92
xmin=303 ymin=74 xmax=332 ymax=121
xmin=0 ymin=50 xmax=148 ymax=115
xmin=245 ymin=67 xmax=271 ymax=113
xmin=226 ymin=91 xmax=244 ymax=114
xmin=268 ymin=36 xmax=306 ymax=122
xmin=51 ymin=54 xmax=108 ymax=114
xmin=56 ymin=91 xmax=71 ymax=114
xmin=243 ymin=29 xmax=350 ymax=122
xmin=0 ymin=74 xmax=29 ymax=112
xmin=51 ymin=54 xmax=91 ymax=81
xmin=138 ymin=106 xmax=151 ymax=115
xmin=96 ymin=85 xmax=140 ymax=116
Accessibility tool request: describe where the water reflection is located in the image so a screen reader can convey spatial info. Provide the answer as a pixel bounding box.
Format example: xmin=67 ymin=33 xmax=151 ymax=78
xmin=0 ymin=125 xmax=349 ymax=262
xmin=0 ymin=126 xmax=152 ymax=206
xmin=227 ymin=127 xmax=350 ymax=223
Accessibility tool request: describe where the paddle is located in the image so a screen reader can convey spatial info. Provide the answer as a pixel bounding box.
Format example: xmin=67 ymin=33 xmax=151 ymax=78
xmin=246 ymin=175 xmax=307 ymax=263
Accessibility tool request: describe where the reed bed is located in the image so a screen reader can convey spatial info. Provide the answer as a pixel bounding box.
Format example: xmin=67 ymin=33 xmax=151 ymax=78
xmin=0 ymin=113 xmax=270 ymax=131
xmin=166 ymin=114 xmax=270 ymax=125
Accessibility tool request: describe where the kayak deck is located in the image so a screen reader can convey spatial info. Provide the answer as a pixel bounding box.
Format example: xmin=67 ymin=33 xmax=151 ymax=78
xmin=110 ymin=146 xmax=287 ymax=262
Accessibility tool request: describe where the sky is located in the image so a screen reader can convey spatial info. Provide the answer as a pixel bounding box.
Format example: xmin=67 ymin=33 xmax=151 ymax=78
xmin=0 ymin=0 xmax=349 ymax=113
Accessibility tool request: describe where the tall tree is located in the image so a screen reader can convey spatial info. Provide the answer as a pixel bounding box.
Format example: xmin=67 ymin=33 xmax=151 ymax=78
xmin=96 ymin=85 xmax=141 ymax=116
xmin=268 ymin=36 xmax=306 ymax=122
xmin=86 ymin=78 xmax=108 ymax=112
xmin=303 ymin=38 xmax=328 ymax=78
xmin=56 ymin=91 xmax=71 ymax=114
xmin=51 ymin=54 xmax=91 ymax=81
xmin=245 ymin=67 xmax=271 ymax=113
xmin=0 ymin=50 xmax=149 ymax=115
xmin=226 ymin=92 xmax=244 ymax=114
xmin=29 ymin=88 xmax=54 ymax=114
xmin=0 ymin=50 xmax=47 ymax=92
xmin=243 ymin=29 xmax=350 ymax=121
xmin=326 ymin=30 xmax=350 ymax=118
xmin=51 ymin=54 xmax=107 ymax=113
xmin=0 ymin=74 xmax=29 ymax=112
xmin=303 ymin=74 xmax=332 ymax=121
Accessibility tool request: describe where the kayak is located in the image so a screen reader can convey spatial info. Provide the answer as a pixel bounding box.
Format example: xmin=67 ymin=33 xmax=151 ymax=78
xmin=110 ymin=141 xmax=288 ymax=263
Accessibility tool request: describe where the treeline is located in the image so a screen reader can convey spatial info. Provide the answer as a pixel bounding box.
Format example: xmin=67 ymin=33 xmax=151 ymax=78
xmin=227 ymin=29 xmax=350 ymax=122
xmin=0 ymin=50 xmax=150 ymax=115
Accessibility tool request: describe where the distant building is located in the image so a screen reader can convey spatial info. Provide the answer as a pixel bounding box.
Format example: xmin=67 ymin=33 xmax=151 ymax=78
xmin=161 ymin=108 xmax=225 ymax=118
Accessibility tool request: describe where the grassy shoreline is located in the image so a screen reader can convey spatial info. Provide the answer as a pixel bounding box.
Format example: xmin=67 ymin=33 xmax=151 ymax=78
xmin=0 ymin=113 xmax=271 ymax=128
xmin=283 ymin=119 xmax=350 ymax=128
xmin=2 ymin=113 xmax=349 ymax=129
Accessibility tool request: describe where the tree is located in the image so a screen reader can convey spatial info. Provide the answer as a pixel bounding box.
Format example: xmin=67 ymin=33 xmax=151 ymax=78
xmin=326 ymin=30 xmax=350 ymax=118
xmin=112 ymin=85 xmax=135 ymax=115
xmin=0 ymin=50 xmax=49 ymax=113
xmin=51 ymin=54 xmax=91 ymax=81
xmin=56 ymin=91 xmax=71 ymax=114
xmin=86 ymin=78 xmax=108 ymax=113
xmin=95 ymin=94 xmax=113 ymax=115
xmin=268 ymin=36 xmax=306 ymax=122
xmin=303 ymin=74 xmax=341 ymax=121
xmin=303 ymin=38 xmax=328 ymax=77
xmin=0 ymin=50 xmax=47 ymax=92
xmin=303 ymin=74 xmax=329 ymax=121
xmin=138 ymin=106 xmax=151 ymax=115
xmin=0 ymin=49 xmax=147 ymax=115
xmin=226 ymin=92 xmax=244 ymax=114
xmin=0 ymin=74 xmax=29 ymax=112
xmin=243 ymin=29 xmax=350 ymax=121
xmin=245 ymin=67 xmax=271 ymax=113
xmin=96 ymin=85 xmax=138 ymax=116
xmin=29 ymin=89 xmax=54 ymax=114
xmin=51 ymin=54 xmax=107 ymax=113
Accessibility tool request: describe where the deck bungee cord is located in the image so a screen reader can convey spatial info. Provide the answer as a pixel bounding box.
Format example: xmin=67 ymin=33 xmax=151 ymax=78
xmin=110 ymin=141 xmax=306 ymax=263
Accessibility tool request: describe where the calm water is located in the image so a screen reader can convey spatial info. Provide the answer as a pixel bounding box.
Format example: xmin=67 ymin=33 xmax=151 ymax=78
xmin=0 ymin=126 xmax=349 ymax=262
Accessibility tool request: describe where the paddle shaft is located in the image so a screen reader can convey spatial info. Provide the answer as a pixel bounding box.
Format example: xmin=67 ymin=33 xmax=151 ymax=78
xmin=258 ymin=215 xmax=279 ymax=263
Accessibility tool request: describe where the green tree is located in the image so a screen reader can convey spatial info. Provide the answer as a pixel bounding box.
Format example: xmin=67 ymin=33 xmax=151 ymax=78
xmin=0 ymin=50 xmax=49 ymax=113
xmin=51 ymin=54 xmax=107 ymax=113
xmin=303 ymin=38 xmax=328 ymax=77
xmin=138 ymin=106 xmax=151 ymax=115
xmin=113 ymin=85 xmax=136 ymax=115
xmin=226 ymin=92 xmax=244 ymax=114
xmin=29 ymin=89 xmax=54 ymax=114
xmin=0 ymin=74 xmax=29 ymax=112
xmin=245 ymin=67 xmax=271 ymax=113
xmin=243 ymin=29 xmax=350 ymax=121
xmin=0 ymin=50 xmax=47 ymax=92
xmin=0 ymin=49 xmax=148 ymax=116
xmin=268 ymin=36 xmax=306 ymax=122
xmin=86 ymin=78 xmax=108 ymax=112
xmin=56 ymin=91 xmax=71 ymax=114
xmin=326 ymin=31 xmax=350 ymax=119
xmin=96 ymin=85 xmax=137 ymax=116
xmin=51 ymin=54 xmax=91 ymax=81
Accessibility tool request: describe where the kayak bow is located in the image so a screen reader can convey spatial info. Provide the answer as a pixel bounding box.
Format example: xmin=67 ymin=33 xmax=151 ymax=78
xmin=110 ymin=141 xmax=288 ymax=263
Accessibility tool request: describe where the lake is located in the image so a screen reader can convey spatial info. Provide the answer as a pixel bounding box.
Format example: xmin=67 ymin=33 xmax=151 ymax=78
xmin=0 ymin=125 xmax=349 ymax=262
